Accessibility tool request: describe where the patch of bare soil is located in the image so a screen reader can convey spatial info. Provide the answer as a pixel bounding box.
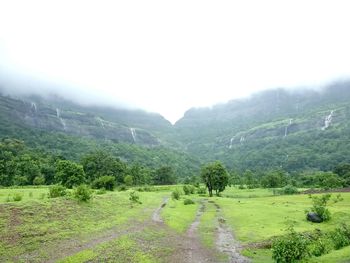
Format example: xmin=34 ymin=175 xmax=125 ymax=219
xmin=213 ymin=202 xmax=251 ymax=263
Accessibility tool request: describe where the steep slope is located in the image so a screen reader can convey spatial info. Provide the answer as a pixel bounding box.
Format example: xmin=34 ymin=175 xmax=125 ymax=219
xmin=174 ymin=81 xmax=350 ymax=172
xmin=0 ymin=93 xmax=200 ymax=178
xmin=0 ymin=94 xmax=173 ymax=146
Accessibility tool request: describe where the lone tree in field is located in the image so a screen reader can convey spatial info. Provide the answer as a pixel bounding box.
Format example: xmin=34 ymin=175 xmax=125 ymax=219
xmin=201 ymin=161 xmax=229 ymax=197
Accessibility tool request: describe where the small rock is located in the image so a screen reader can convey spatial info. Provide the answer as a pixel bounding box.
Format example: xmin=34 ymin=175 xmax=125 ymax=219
xmin=307 ymin=212 xmax=323 ymax=223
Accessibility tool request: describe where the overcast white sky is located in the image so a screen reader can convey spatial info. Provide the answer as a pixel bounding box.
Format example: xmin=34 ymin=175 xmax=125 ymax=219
xmin=1 ymin=0 xmax=350 ymax=123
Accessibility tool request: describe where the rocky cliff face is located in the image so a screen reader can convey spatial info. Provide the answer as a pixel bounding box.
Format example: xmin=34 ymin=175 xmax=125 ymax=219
xmin=0 ymin=94 xmax=166 ymax=146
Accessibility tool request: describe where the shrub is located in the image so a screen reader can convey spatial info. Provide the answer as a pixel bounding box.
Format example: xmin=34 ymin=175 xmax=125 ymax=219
xmin=197 ymin=187 xmax=207 ymax=195
xmin=13 ymin=193 xmax=23 ymax=202
xmin=308 ymin=194 xmax=332 ymax=222
xmin=33 ymin=176 xmax=45 ymax=185
xmin=309 ymin=235 xmax=333 ymax=257
xmin=49 ymin=185 xmax=67 ymax=198
xmin=272 ymin=228 xmax=309 ymax=263
xmin=124 ymin=175 xmax=134 ymax=186
xmin=183 ymin=185 xmax=196 ymax=195
xmin=129 ymin=191 xmax=142 ymax=204
xmin=73 ymin=184 xmax=93 ymax=202
xmin=330 ymin=224 xmax=350 ymax=249
xmin=171 ymin=189 xmax=181 ymax=200
xmin=92 ymin=176 xmax=115 ymax=191
xmin=282 ymin=185 xmax=299 ymax=195
xmin=184 ymin=199 xmax=195 ymax=205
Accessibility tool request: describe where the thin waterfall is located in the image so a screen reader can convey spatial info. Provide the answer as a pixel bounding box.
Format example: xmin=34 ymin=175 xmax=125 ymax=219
xmin=284 ymin=119 xmax=293 ymax=137
xmin=56 ymin=108 xmax=67 ymax=130
xmin=322 ymin=110 xmax=334 ymax=130
xmin=229 ymin=137 xmax=234 ymax=149
xmin=130 ymin=128 xmax=136 ymax=142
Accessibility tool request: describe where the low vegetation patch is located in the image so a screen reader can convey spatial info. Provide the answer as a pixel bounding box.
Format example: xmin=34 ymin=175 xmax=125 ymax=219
xmin=73 ymin=184 xmax=93 ymax=202
xmin=49 ymin=185 xmax=67 ymax=198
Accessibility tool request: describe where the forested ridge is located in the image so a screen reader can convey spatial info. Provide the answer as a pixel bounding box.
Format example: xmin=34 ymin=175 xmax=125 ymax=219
xmin=1 ymin=81 xmax=350 ymax=186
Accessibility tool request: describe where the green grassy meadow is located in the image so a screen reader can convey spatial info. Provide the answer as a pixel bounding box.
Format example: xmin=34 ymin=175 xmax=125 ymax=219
xmin=0 ymin=186 xmax=350 ymax=262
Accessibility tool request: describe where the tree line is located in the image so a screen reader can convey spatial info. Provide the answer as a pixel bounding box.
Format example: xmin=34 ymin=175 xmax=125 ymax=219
xmin=0 ymin=138 xmax=178 ymax=188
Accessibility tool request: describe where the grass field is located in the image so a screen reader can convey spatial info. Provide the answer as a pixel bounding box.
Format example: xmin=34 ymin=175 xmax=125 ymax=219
xmin=0 ymin=186 xmax=350 ymax=262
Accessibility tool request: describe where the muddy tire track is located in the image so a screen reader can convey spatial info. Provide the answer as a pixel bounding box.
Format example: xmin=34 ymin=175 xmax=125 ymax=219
xmin=213 ymin=202 xmax=251 ymax=263
xmin=182 ymin=200 xmax=217 ymax=263
xmin=152 ymin=197 xmax=168 ymax=223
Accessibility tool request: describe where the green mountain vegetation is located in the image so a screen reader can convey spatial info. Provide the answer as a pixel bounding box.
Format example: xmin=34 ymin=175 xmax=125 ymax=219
xmin=174 ymin=81 xmax=350 ymax=173
xmin=1 ymin=81 xmax=350 ymax=187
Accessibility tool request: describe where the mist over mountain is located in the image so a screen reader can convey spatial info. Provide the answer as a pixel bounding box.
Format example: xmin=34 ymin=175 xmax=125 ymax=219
xmin=1 ymin=79 xmax=350 ymax=178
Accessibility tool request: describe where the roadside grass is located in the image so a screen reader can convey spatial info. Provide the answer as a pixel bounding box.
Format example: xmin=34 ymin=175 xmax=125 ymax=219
xmin=215 ymin=193 xmax=350 ymax=244
xmin=0 ymin=188 xmax=166 ymax=261
xmin=161 ymin=196 xmax=199 ymax=233
xmin=58 ymin=235 xmax=156 ymax=263
xmin=221 ymin=187 xmax=276 ymax=199
xmin=308 ymin=245 xmax=350 ymax=263
xmin=198 ymin=200 xmax=217 ymax=248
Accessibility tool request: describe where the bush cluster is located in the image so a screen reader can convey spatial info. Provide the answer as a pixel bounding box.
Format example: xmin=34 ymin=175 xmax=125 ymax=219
xmin=73 ymin=184 xmax=92 ymax=202
xmin=92 ymin=176 xmax=115 ymax=191
xmin=183 ymin=185 xmax=196 ymax=195
xmin=171 ymin=189 xmax=181 ymax=200
xmin=49 ymin=185 xmax=67 ymax=198
xmin=272 ymin=224 xmax=350 ymax=262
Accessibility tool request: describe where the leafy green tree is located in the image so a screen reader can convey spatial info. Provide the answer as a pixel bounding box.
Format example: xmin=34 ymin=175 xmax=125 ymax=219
xmin=81 ymin=151 xmax=126 ymax=183
xmin=201 ymin=161 xmax=229 ymax=197
xmin=334 ymin=163 xmax=350 ymax=186
xmin=55 ymin=160 xmax=85 ymax=188
xmin=16 ymin=154 xmax=41 ymax=185
xmin=92 ymin=175 xmax=115 ymax=190
xmin=153 ymin=166 xmax=176 ymax=185
xmin=124 ymin=175 xmax=134 ymax=186
xmin=261 ymin=170 xmax=287 ymax=188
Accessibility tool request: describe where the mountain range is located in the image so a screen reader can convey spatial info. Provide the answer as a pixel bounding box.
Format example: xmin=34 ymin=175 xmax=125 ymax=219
xmin=1 ymin=80 xmax=350 ymax=177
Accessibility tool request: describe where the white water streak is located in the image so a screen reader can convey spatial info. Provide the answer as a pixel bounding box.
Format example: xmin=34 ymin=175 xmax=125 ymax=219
xmin=130 ymin=128 xmax=136 ymax=142
xmin=284 ymin=119 xmax=293 ymax=137
xmin=56 ymin=108 xmax=67 ymax=130
xmin=322 ymin=110 xmax=334 ymax=130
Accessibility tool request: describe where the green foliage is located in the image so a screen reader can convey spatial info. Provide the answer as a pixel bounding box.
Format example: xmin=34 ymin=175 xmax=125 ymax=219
xmin=33 ymin=176 xmax=45 ymax=185
xmin=73 ymin=184 xmax=93 ymax=202
xmin=13 ymin=193 xmax=23 ymax=202
xmin=308 ymin=235 xmax=333 ymax=257
xmin=129 ymin=191 xmax=141 ymax=204
xmin=92 ymin=176 xmax=115 ymax=191
xmin=197 ymin=186 xmax=207 ymax=195
xmin=123 ymin=175 xmax=133 ymax=186
xmin=171 ymin=189 xmax=181 ymax=200
xmin=330 ymin=224 xmax=350 ymax=250
xmin=272 ymin=228 xmax=310 ymax=263
xmin=81 ymin=151 xmax=126 ymax=183
xmin=55 ymin=160 xmax=85 ymax=188
xmin=153 ymin=166 xmax=176 ymax=185
xmin=183 ymin=198 xmax=195 ymax=205
xmin=201 ymin=161 xmax=228 ymax=197
xmin=183 ymin=185 xmax=196 ymax=195
xmin=261 ymin=170 xmax=287 ymax=188
xmin=274 ymin=185 xmax=299 ymax=195
xmin=308 ymin=194 xmax=332 ymax=222
xmin=49 ymin=184 xmax=67 ymax=198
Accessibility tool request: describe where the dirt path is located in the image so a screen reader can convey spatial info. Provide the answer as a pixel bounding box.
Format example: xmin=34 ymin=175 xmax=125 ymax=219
xmin=173 ymin=200 xmax=217 ymax=263
xmin=213 ymin=202 xmax=251 ymax=263
xmin=152 ymin=197 xmax=168 ymax=223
